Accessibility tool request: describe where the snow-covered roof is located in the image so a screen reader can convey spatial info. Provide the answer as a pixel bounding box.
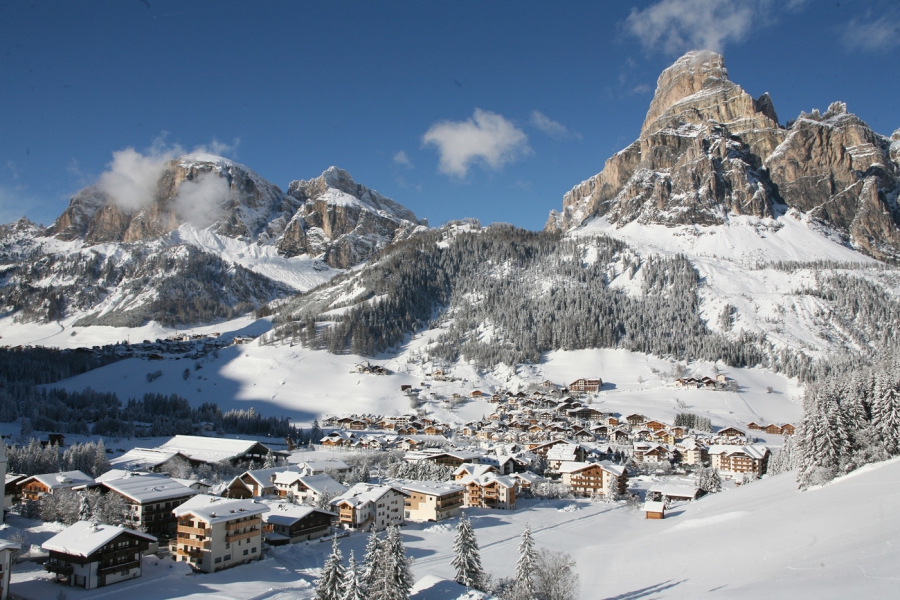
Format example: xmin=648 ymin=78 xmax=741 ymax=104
xmin=101 ymin=473 xmax=198 ymax=504
xmin=288 ymin=457 xmax=350 ymax=472
xmin=643 ymin=501 xmax=666 ymax=513
xmin=261 ymin=504 xmax=335 ymax=527
xmin=402 ymin=481 xmax=464 ymax=496
xmin=240 ymin=467 xmax=297 ymax=487
xmin=158 ymin=435 xmax=272 ymax=464
xmin=109 ymin=448 xmax=186 ymax=470
xmin=707 ymin=444 xmax=769 ymax=459
xmin=0 ymin=539 xmax=21 ymax=553
xmin=173 ymin=495 xmax=269 ymax=524
xmin=649 ymin=483 xmax=700 ymax=499
xmin=273 ymin=472 xmax=345 ymax=496
xmin=42 ymin=521 xmax=156 ymax=558
xmin=509 ymin=472 xmax=545 ymax=484
xmin=331 ymin=483 xmax=407 ymax=508
xmin=94 ymin=469 xmax=150 ymax=483
xmin=452 ymin=463 xmax=496 ymax=478
xmin=22 ymin=470 xmax=94 ymax=490
xmin=457 ymin=473 xmax=517 ymax=489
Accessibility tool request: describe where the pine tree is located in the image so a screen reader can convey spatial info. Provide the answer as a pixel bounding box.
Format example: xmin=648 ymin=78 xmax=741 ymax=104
xmin=514 ymin=524 xmax=537 ymax=599
xmin=315 ymin=536 xmax=345 ymax=600
xmin=451 ymin=513 xmax=484 ymax=590
xmin=873 ymin=388 xmax=900 ymax=455
xmin=362 ymin=531 xmax=383 ymax=593
xmin=341 ymin=551 xmax=365 ymax=600
xmin=379 ymin=525 xmax=413 ymax=600
xmin=264 ymin=450 xmax=277 ymax=469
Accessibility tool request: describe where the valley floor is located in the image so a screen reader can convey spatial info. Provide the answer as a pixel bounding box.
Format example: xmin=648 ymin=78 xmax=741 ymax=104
xmin=10 ymin=459 xmax=898 ymax=599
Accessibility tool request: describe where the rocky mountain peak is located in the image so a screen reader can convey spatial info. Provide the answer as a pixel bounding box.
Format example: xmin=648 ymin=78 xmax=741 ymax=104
xmin=547 ymin=52 xmax=900 ymax=262
xmin=277 ymin=167 xmax=426 ymax=268
xmin=641 ymin=51 xmax=779 ymax=137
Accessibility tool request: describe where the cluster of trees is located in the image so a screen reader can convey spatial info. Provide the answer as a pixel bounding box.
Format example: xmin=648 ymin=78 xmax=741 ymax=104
xmin=674 ymin=412 xmax=713 ymax=432
xmin=273 ymin=227 xmax=785 ymax=372
xmin=385 ymin=460 xmax=454 ymax=482
xmin=315 ymin=526 xmax=413 ymax=600
xmin=795 ymin=357 xmax=900 ymax=488
xmin=26 ymin=487 xmax=129 ymax=527
xmin=6 ymin=439 xmax=111 ymax=477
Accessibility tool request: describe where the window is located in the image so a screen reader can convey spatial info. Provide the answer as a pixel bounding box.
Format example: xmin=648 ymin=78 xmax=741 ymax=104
xmin=215 ymin=557 xmax=222 ymax=564
xmin=251 ymin=547 xmax=257 ymax=553
xmin=225 ymin=542 xmax=230 ymax=549
xmin=224 ymin=554 xmax=231 ymax=561
xmin=243 ymin=549 xmax=249 ymax=556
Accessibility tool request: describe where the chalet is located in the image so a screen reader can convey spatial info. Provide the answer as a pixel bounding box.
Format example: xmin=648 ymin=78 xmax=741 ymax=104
xmin=402 ymin=481 xmax=465 ymax=522
xmin=648 ymin=482 xmax=701 ymax=502
xmin=419 ymin=450 xmax=484 ymax=468
xmin=746 ymin=422 xmax=763 ymax=431
xmin=708 ymin=445 xmax=770 ymax=476
xmin=569 ymin=378 xmax=602 ymax=393
xmin=271 ymin=473 xmax=346 ymax=503
xmin=626 ymin=414 xmax=647 ymax=428
xmin=458 ymin=473 xmax=517 ymax=510
xmin=717 ymin=427 xmax=747 ymax=439
xmin=643 ymin=500 xmax=666 ymax=519
xmin=20 ymin=470 xmax=94 ymax=501
xmin=453 ymin=464 xmax=497 ymax=481
xmin=330 ymin=484 xmax=408 ymax=531
xmin=321 ymin=431 xmax=355 ymax=447
xmin=675 ymin=438 xmax=708 ymax=465
xmin=290 ymin=458 xmax=350 ymax=477
xmin=633 ymin=443 xmax=668 ymax=463
xmin=764 ymin=424 xmax=784 ymax=435
xmin=157 ymin=435 xmax=278 ymax=467
xmin=508 ymin=471 xmax=545 ymax=492
xmin=0 ymin=539 xmax=18 ymax=600
xmin=610 ymin=428 xmax=631 ymax=443
xmin=470 ymin=390 xmax=485 ymax=398
xmin=43 ymin=522 xmax=156 ymax=590
xmin=99 ymin=473 xmax=198 ymax=537
xmin=645 ymin=420 xmax=667 ymax=432
xmin=262 ymin=505 xmax=335 ymax=545
xmin=173 ymin=495 xmax=268 ymax=573
xmin=605 ymin=416 xmax=620 ymax=427
xmin=546 ymin=443 xmax=587 ymax=470
xmin=558 ymin=462 xmax=628 ymax=497
xmin=225 ymin=467 xmax=292 ymax=499
xmin=4 ymin=473 xmax=27 ymax=508
xmin=780 ymin=424 xmax=796 ymax=436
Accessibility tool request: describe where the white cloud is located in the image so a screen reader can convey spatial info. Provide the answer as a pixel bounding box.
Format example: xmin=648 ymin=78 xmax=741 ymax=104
xmin=174 ymin=172 xmax=232 ymax=227
xmin=625 ymin=0 xmax=759 ymax=55
xmin=842 ymin=14 xmax=900 ymax=52
xmin=530 ymin=111 xmax=582 ymax=140
xmin=96 ymin=136 xmax=237 ymax=213
xmin=422 ymin=109 xmax=530 ymax=177
xmin=393 ymin=150 xmax=413 ymax=168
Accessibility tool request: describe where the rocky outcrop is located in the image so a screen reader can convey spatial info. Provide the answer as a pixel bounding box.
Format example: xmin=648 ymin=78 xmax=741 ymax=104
xmin=48 ymin=157 xmax=286 ymax=244
xmin=276 ymin=167 xmax=426 ymax=268
xmin=548 ymin=51 xmax=900 ymax=261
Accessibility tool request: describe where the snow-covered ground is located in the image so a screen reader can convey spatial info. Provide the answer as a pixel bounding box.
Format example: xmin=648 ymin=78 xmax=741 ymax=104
xmin=7 ymin=459 xmax=898 ymax=599
xmin=21 ymin=323 xmax=801 ymax=433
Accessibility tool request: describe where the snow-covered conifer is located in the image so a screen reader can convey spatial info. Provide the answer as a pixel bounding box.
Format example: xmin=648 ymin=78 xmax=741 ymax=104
xmin=514 ymin=524 xmax=537 ymax=598
xmin=341 ymin=551 xmax=365 ymax=600
xmin=315 ymin=536 xmax=345 ymax=600
xmin=452 ymin=512 xmax=484 ymax=590
xmin=379 ymin=525 xmax=413 ymax=600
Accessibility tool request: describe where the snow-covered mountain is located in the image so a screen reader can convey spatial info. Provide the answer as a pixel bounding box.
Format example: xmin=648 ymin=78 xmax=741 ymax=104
xmin=547 ymin=51 xmax=900 ymax=263
xmin=0 ymin=161 xmax=425 ymax=326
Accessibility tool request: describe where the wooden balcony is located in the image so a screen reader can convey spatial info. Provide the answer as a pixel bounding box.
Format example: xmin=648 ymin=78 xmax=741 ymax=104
xmin=226 ymin=516 xmax=261 ymax=531
xmin=176 ymin=548 xmax=202 ymax=559
xmin=177 ymin=525 xmax=211 ymax=536
xmin=226 ymin=529 xmax=260 ymax=543
xmin=98 ymin=560 xmax=141 ymax=575
xmin=178 ymin=538 xmax=211 ymax=550
xmin=44 ymin=561 xmax=73 ymax=575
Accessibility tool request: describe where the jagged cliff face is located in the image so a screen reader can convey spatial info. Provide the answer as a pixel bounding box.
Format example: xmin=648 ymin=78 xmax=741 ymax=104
xmin=49 ymin=157 xmax=287 ymax=244
xmin=276 ymin=167 xmax=427 ymax=268
xmin=47 ymin=159 xmax=425 ymax=269
xmin=548 ymin=51 xmax=900 ymax=261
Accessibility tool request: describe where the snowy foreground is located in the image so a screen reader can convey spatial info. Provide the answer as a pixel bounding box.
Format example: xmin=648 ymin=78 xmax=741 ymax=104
xmin=10 ymin=459 xmax=898 ymax=599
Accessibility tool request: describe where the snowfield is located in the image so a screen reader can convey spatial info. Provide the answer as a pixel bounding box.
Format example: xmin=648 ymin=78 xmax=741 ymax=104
xmin=13 ymin=460 xmax=895 ymax=599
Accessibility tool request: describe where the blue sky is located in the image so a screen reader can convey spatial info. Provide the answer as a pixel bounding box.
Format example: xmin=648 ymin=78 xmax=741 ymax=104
xmin=1 ymin=0 xmax=898 ymax=231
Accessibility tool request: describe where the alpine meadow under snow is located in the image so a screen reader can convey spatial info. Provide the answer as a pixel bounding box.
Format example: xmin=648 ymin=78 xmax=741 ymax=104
xmin=1 ymin=47 xmax=900 ymax=600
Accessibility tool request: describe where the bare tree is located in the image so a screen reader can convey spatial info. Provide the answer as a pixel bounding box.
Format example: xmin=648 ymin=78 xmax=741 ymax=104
xmin=533 ymin=549 xmax=580 ymax=600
